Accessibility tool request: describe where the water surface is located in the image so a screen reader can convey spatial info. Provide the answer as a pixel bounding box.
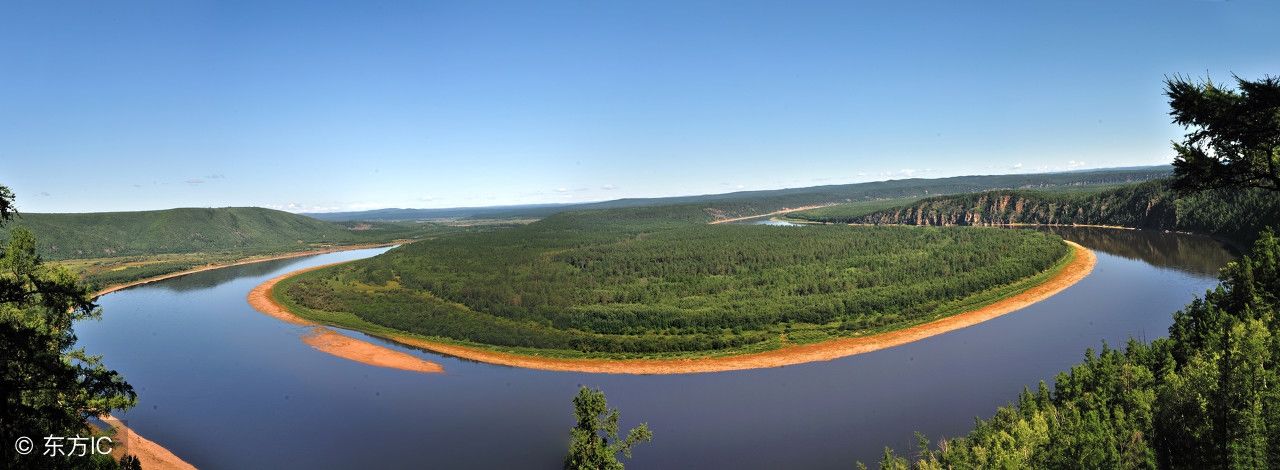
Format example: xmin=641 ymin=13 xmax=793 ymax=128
xmin=76 ymin=228 xmax=1233 ymax=468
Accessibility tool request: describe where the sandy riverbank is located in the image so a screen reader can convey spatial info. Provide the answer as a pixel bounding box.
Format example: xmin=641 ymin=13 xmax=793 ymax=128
xmin=246 ymin=264 xmax=445 ymax=373
xmin=92 ymin=241 xmax=409 ymax=298
xmin=98 ymin=415 xmax=196 ymax=470
xmin=255 ymin=241 xmax=1095 ymax=374
xmin=302 ymin=327 xmax=444 ymax=373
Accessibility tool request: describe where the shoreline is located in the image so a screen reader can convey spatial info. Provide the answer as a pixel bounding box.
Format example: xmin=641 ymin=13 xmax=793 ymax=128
xmin=92 ymin=241 xmax=408 ymax=298
xmin=97 ymin=414 xmax=196 ymax=470
xmin=246 ymin=263 xmax=446 ymax=373
xmin=253 ymin=241 xmax=1095 ymax=374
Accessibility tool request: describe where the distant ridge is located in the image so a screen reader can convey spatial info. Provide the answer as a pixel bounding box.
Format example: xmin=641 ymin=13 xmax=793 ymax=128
xmin=303 ymin=203 xmax=573 ymax=222
xmin=304 ymin=165 xmax=1173 ymax=222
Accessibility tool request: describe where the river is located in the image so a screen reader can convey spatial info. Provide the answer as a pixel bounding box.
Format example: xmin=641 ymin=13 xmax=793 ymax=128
xmin=75 ymin=227 xmax=1234 ymax=468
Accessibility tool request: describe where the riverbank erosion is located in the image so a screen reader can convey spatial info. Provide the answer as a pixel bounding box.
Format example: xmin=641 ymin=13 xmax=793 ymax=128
xmin=254 ymin=241 xmax=1095 ymax=374
xmin=247 ymin=264 xmax=445 ymax=374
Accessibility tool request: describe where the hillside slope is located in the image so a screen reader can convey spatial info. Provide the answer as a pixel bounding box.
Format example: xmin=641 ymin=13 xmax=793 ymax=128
xmin=2 ymin=207 xmax=419 ymax=260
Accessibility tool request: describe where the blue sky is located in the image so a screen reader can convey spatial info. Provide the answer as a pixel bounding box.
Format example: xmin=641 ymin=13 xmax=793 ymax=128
xmin=2 ymin=1 xmax=1276 ymax=213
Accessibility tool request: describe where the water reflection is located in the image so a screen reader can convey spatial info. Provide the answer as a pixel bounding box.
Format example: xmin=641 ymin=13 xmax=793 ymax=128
xmin=1027 ymin=226 xmax=1236 ymax=276
xmin=152 ymin=256 xmax=312 ymax=292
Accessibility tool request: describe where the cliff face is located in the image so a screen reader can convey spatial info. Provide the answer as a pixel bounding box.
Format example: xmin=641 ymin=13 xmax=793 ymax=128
xmin=835 ymin=180 xmax=1280 ymax=244
xmin=855 ymin=185 xmax=1179 ymax=230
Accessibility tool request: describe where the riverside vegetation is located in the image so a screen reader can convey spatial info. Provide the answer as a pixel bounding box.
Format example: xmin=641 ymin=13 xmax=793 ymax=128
xmin=276 ymin=207 xmax=1072 ymax=357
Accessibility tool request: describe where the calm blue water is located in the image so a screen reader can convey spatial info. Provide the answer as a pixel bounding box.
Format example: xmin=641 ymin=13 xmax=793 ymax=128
xmin=75 ymin=228 xmax=1232 ymax=469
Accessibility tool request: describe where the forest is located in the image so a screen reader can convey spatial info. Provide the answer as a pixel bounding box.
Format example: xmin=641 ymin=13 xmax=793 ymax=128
xmin=277 ymin=213 xmax=1071 ymax=356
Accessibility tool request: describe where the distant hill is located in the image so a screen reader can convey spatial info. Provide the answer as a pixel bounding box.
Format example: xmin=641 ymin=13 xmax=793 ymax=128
xmin=305 ymin=166 xmax=1173 ymax=222
xmin=303 ymin=204 xmax=573 ymax=222
xmin=2 ymin=207 xmax=424 ymax=260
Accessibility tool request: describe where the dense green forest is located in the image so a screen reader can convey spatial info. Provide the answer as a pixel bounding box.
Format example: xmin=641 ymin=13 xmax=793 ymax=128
xmin=277 ymin=213 xmax=1071 ymax=356
xmin=308 ymin=166 xmax=1171 ymax=222
xmin=797 ymin=180 xmax=1280 ymax=245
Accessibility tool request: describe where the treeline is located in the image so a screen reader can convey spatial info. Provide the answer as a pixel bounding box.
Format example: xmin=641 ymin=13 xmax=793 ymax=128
xmin=281 ymin=218 xmax=1070 ymax=355
xmin=802 ymin=180 xmax=1280 ymax=244
xmin=875 ymin=230 xmax=1280 ymax=468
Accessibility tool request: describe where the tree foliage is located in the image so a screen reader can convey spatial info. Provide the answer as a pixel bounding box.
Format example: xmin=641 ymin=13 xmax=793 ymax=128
xmin=0 ymin=186 xmax=139 ymax=469
xmin=1166 ymin=75 xmax=1280 ymax=194
xmin=565 ymin=387 xmax=651 ymax=470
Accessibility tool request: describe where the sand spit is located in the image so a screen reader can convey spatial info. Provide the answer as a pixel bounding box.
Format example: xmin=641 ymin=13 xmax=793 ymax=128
xmin=301 ymin=327 xmax=444 ymax=374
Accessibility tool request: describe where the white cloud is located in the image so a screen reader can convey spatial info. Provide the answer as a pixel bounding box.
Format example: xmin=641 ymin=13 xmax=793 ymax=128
xmin=1067 ymin=160 xmax=1086 ymax=169
xmin=185 ymin=179 xmax=205 ymax=185
xmin=600 ymin=184 xmax=617 ymax=190
xmin=1011 ymin=163 xmax=1024 ymax=170
xmin=555 ymin=187 xmax=568 ymax=193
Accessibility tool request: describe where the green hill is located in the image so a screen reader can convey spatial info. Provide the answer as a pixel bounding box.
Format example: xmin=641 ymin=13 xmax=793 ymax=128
xmin=0 ymin=206 xmax=466 ymax=288
xmin=1 ymin=207 xmax=429 ymax=260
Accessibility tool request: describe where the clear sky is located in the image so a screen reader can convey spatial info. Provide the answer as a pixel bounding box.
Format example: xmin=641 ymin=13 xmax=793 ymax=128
xmin=2 ymin=1 xmax=1276 ymax=213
